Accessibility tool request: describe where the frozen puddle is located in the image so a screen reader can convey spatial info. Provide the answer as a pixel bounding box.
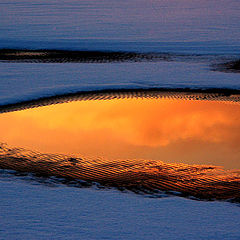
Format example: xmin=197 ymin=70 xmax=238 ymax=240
xmin=0 ymin=91 xmax=240 ymax=202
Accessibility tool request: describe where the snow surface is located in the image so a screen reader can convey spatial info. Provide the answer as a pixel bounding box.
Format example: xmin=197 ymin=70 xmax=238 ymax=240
xmin=0 ymin=0 xmax=239 ymax=106
xmin=1 ymin=0 xmax=240 ymax=44
xmin=1 ymin=178 xmax=240 ymax=240
xmin=0 ymin=61 xmax=240 ymax=106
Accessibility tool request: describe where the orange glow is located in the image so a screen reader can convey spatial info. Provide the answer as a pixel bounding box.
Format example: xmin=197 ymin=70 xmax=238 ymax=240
xmin=0 ymin=98 xmax=239 ymax=169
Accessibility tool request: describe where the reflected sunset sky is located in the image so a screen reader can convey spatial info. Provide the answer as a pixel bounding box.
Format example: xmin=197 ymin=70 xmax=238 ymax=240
xmin=0 ymin=97 xmax=239 ymax=170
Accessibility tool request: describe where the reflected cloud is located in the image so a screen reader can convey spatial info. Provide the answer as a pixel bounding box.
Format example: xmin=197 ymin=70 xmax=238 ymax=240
xmin=0 ymin=98 xmax=239 ymax=169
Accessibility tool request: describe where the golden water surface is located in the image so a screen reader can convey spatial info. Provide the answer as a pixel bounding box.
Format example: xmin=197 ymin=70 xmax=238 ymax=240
xmin=0 ymin=96 xmax=239 ymax=200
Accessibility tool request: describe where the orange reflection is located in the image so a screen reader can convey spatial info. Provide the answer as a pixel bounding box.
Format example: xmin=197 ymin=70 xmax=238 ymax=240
xmin=1 ymin=142 xmax=240 ymax=201
xmin=0 ymin=98 xmax=240 ymax=169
